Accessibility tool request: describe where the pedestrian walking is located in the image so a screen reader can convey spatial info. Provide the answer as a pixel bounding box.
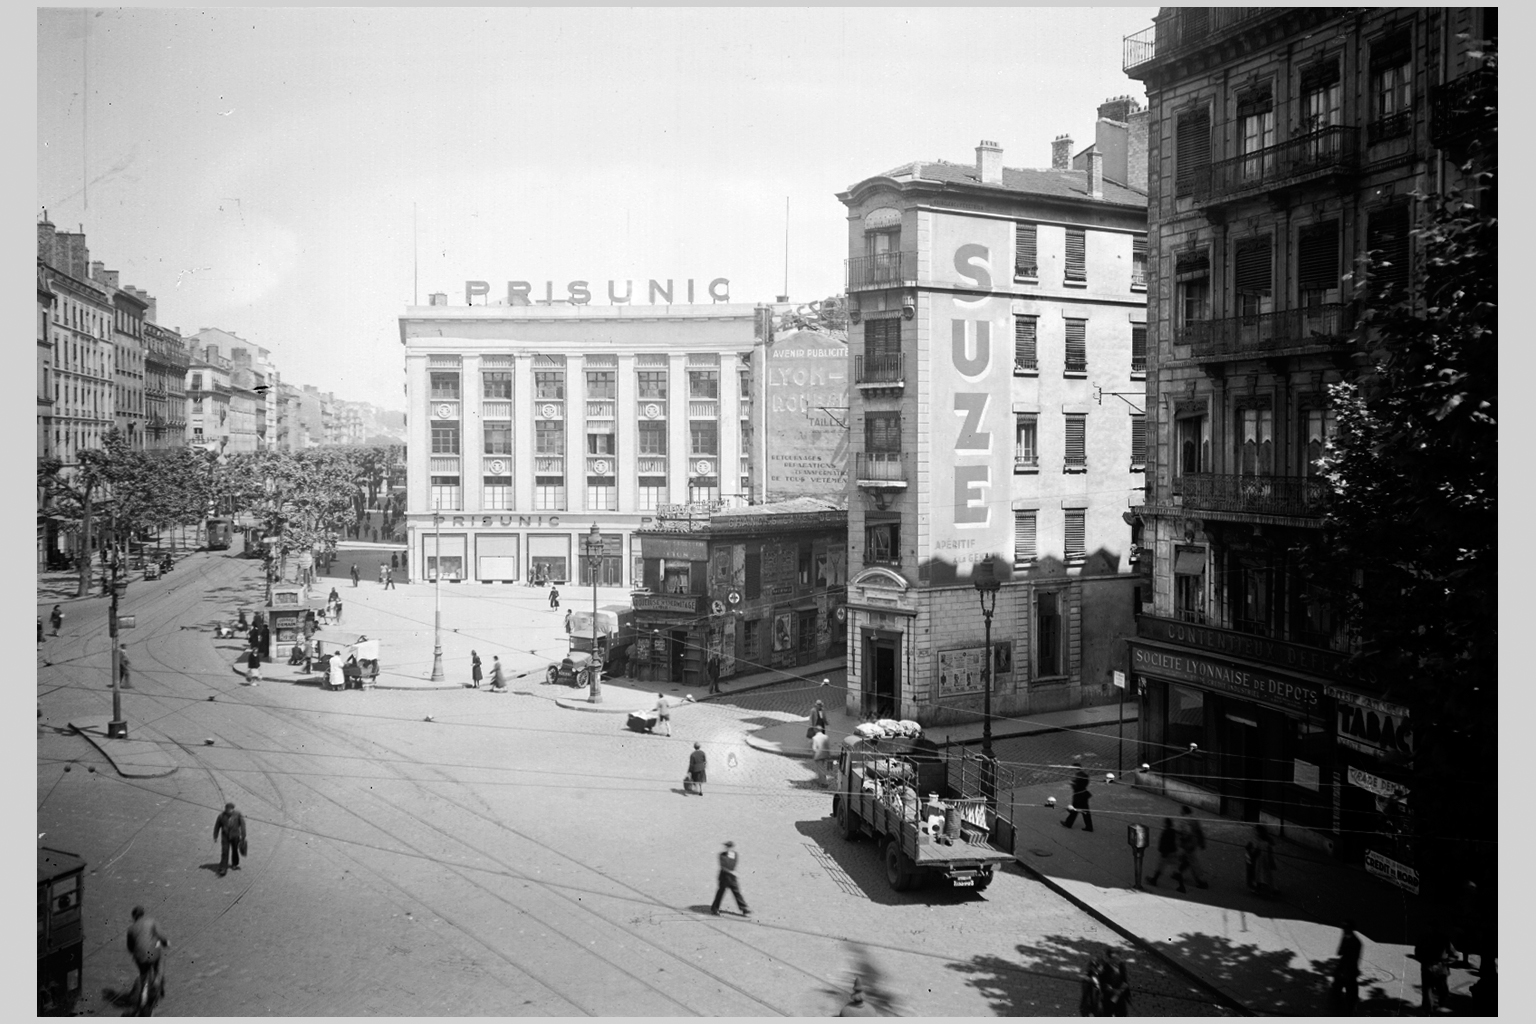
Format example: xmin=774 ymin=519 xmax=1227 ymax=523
xmin=1079 ymin=949 xmax=1105 ymax=1016
xmin=258 ymin=622 xmax=271 ymax=662
xmin=118 ymin=644 xmax=133 ymax=688
xmin=328 ymin=650 xmax=345 ymax=691
xmin=126 ymin=906 xmax=170 ymax=1004
xmin=489 ymin=655 xmax=506 ymax=691
xmin=548 ymin=586 xmax=560 ymax=610
xmin=838 ymin=978 xmax=878 ymax=1017
xmin=372 ymin=527 xmax=379 ymax=543
xmin=379 ymin=564 xmax=387 ymax=585
xmin=350 ymin=563 xmax=360 ymax=588
xmin=1099 ymin=947 xmax=1131 ymax=1016
xmin=245 ymin=646 xmax=262 ymax=685
xmin=1415 ymin=920 xmax=1454 ymax=1014
xmin=1176 ymin=806 xmax=1210 ymax=888
xmin=710 ymin=840 xmax=749 ymax=916
xmin=811 ymin=726 xmax=833 ymax=786
xmin=706 ymin=655 xmax=721 ymax=694
xmin=390 ymin=552 xmax=399 ymax=570
xmin=655 ymin=692 xmax=673 ymax=736
xmin=1145 ymin=817 xmax=1181 ymax=889
xmin=807 ymin=699 xmax=828 ymax=739
xmin=50 ymin=603 xmax=64 ymax=636
xmin=384 ymin=567 xmax=396 ymax=590
xmin=213 ymin=801 xmax=247 ymax=877
xmin=686 ymin=742 xmax=707 ymax=795
xmin=470 ymin=650 xmax=483 ymax=689
xmin=332 ymin=599 xmax=343 ymax=625
xmin=564 ymin=609 xmax=572 ymax=633
xmin=1061 ymin=755 xmax=1094 ymax=831
xmin=1330 ymin=920 xmax=1362 ymax=1014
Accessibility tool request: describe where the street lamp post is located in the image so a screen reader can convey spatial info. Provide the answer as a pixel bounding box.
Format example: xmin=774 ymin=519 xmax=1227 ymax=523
xmin=586 ymin=523 xmax=604 ymax=704
xmin=107 ymin=512 xmax=128 ymax=739
xmin=430 ymin=503 xmax=445 ymax=682
xmin=973 ymin=558 xmax=1001 ymax=807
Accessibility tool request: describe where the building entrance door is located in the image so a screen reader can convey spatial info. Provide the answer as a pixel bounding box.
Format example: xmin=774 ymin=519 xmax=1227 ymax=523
xmin=669 ymin=630 xmax=688 ymax=683
xmin=863 ymin=631 xmax=901 ymax=718
xmin=1222 ymin=711 xmax=1262 ymax=821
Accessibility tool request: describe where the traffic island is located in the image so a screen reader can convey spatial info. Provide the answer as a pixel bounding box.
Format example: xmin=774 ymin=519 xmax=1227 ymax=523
xmin=67 ymin=722 xmax=178 ymax=779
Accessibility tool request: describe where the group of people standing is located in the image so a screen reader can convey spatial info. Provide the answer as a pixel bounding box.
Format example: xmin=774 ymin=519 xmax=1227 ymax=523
xmin=1079 ymin=946 xmax=1132 ymax=1016
xmin=467 ymin=650 xmax=508 ymax=692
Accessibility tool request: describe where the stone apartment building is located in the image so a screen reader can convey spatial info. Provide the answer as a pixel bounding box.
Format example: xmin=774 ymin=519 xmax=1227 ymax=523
xmin=836 ymin=116 xmax=1149 ymax=726
xmin=1122 ymin=7 xmax=1495 ymax=868
xmin=142 ymin=319 xmax=189 ymax=450
xmin=37 ymin=220 xmax=116 ymax=467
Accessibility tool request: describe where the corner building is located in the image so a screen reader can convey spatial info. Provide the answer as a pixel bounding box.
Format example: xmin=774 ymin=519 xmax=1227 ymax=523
xmin=837 ymin=131 xmax=1148 ymax=725
xmin=398 ymin=302 xmax=758 ymax=587
xmin=1123 ymin=7 xmax=1494 ymax=864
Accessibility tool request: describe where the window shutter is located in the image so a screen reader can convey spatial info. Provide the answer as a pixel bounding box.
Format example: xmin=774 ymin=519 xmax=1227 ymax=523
xmin=1175 ymin=108 xmax=1211 ymax=196
xmin=864 ymin=319 xmax=900 ymax=360
xmin=1065 ymin=229 xmax=1087 ymax=281
xmin=1367 ymin=204 xmax=1411 ymax=295
xmin=1064 ymin=414 xmax=1087 ymax=466
xmin=1131 ymin=416 xmax=1147 ymax=464
xmin=1235 ymin=237 xmax=1273 ymax=293
xmin=643 ymin=558 xmax=661 ymax=591
xmin=1015 ymin=316 xmax=1038 ymax=371
xmin=1300 ymin=59 xmax=1341 ymax=92
xmin=1015 ymin=223 xmax=1038 ymax=277
xmin=1131 ymin=324 xmax=1148 ymax=369
xmin=1298 ymin=222 xmax=1339 ymax=289
xmin=1014 ymin=511 xmax=1037 ymax=565
xmin=1236 ymin=84 xmax=1273 ymax=117
xmin=1064 ymin=510 xmax=1087 ymax=558
xmin=745 ymin=551 xmax=761 ymax=599
xmin=1132 ymin=237 xmax=1147 ymax=259
xmin=1065 ymin=320 xmax=1087 ymax=372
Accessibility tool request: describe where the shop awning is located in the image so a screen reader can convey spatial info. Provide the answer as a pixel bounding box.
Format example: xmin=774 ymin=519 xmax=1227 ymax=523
xmin=1173 ymin=549 xmax=1206 ymax=575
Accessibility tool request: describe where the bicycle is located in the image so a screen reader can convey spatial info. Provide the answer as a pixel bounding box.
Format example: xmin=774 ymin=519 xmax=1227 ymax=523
xmin=131 ymin=943 xmax=166 ymax=1016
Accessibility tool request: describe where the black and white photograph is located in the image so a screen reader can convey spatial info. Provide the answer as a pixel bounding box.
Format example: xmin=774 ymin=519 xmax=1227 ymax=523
xmin=35 ymin=6 xmax=1497 ymax=1016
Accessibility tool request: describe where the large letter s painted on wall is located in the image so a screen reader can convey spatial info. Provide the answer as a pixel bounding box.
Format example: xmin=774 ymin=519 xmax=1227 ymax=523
xmin=953 ymin=243 xmax=992 ymax=291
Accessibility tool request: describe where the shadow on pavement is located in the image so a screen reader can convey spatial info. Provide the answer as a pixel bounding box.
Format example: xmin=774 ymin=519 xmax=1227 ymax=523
xmin=792 ymin=819 xmax=998 ymax=909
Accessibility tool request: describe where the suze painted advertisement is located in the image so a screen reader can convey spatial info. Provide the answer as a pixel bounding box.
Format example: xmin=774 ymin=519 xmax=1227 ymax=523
xmin=927 ymin=214 xmax=1015 ymax=584
xmin=764 ymin=329 xmax=849 ymax=501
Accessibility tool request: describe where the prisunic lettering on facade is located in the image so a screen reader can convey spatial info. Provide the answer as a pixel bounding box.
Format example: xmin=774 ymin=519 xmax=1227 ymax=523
xmin=463 ymin=279 xmax=731 ymax=306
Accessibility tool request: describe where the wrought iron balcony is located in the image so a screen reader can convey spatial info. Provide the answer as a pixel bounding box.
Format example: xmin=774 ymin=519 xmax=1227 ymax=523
xmin=846 ymin=251 xmax=917 ymax=292
xmin=1175 ymin=473 xmax=1328 ymax=519
xmin=1178 ymin=302 xmax=1353 ymax=362
xmin=855 ymin=451 xmax=908 ymax=488
xmin=855 ymin=353 xmax=904 ymax=385
xmin=1367 ymin=110 xmax=1414 ymax=146
xmin=1195 ymin=126 xmax=1358 ymax=206
xmin=1431 ymin=67 xmax=1496 ymax=154
xmin=1123 ymin=8 xmax=1278 ymax=74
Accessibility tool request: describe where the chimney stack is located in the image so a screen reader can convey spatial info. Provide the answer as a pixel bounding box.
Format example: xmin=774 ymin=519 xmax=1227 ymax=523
xmin=37 ymin=214 xmax=56 ymax=264
xmin=975 ymin=139 xmax=1003 ymax=184
xmin=1052 ymin=135 xmax=1073 ymax=170
xmin=1127 ymin=108 xmax=1150 ymax=193
xmin=90 ymin=260 xmax=106 ymax=284
xmin=1088 ymin=150 xmax=1104 ymax=200
xmin=1097 ymin=94 xmax=1142 ymax=124
xmin=428 ymin=291 xmax=447 ymax=306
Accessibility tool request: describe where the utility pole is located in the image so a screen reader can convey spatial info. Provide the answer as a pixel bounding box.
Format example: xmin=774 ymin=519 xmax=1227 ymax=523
xmin=107 ymin=511 xmax=127 ymax=738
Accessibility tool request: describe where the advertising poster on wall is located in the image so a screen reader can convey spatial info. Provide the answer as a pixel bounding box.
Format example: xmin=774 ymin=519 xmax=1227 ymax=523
xmin=763 ymin=330 xmax=848 ymax=501
xmin=925 ymin=214 xmax=1014 ymax=585
xmin=937 ymin=642 xmax=1013 ymax=697
xmin=772 ymin=611 xmax=792 ymax=652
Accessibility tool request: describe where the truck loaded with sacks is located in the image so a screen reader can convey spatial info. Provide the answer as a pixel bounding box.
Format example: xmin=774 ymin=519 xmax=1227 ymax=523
xmin=830 ymin=723 xmax=1012 ymax=892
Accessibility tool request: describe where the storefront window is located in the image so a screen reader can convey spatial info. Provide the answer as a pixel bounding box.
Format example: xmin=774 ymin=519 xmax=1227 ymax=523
xmin=1166 ymin=684 xmax=1205 ymax=758
xmin=662 ymin=559 xmax=691 ymax=594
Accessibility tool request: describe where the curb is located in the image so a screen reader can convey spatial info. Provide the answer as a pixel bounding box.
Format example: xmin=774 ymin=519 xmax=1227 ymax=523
xmin=743 ymin=733 xmax=812 ymax=759
xmin=938 ymin=715 xmax=1138 ymax=748
xmin=1011 ymin=857 xmax=1252 ymax=1017
xmin=67 ymin=723 xmax=179 ymax=780
xmin=694 ymin=661 xmax=848 ymax=703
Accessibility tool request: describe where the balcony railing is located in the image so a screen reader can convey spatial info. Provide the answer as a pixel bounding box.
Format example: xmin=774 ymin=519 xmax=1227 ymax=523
xmin=1179 ymin=302 xmax=1352 ymax=361
xmin=1175 ymin=473 xmax=1328 ymax=519
xmin=1123 ymin=8 xmax=1276 ymax=74
xmin=1195 ymin=126 xmax=1357 ymax=205
xmin=1431 ymin=67 xmax=1496 ymax=152
xmin=855 ymin=353 xmax=904 ymax=384
xmin=856 ymin=451 xmax=908 ymax=486
xmin=846 ymin=251 xmax=918 ymax=291
xmin=1367 ymin=110 xmax=1414 ymax=146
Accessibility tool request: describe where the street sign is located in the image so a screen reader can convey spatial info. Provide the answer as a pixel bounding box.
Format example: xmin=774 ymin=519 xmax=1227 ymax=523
xmin=1113 ymin=669 xmax=1126 ymax=689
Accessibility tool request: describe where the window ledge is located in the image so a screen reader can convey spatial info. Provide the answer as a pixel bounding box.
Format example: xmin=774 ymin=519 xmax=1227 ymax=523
xmin=1131 ymin=283 xmax=1148 ymax=293
xmin=1063 ymin=280 xmax=1089 ymax=289
xmin=1130 ymin=370 xmax=1147 ymax=381
xmin=1033 ymin=675 xmax=1070 ymax=685
xmin=1064 ymin=371 xmax=1088 ymax=379
xmin=1063 ymin=465 xmax=1088 ymax=474
xmin=1014 ymin=274 xmax=1039 ymax=285
xmin=1014 ymin=462 xmax=1040 ymax=475
xmin=1014 ymin=367 xmax=1039 ymax=377
xmin=1130 ymin=462 xmax=1146 ymax=473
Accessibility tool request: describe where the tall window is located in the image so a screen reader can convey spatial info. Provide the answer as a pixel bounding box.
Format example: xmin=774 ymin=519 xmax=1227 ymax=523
xmin=689 ymin=370 xmax=719 ymax=399
xmin=638 ymin=420 xmax=668 ymax=455
xmin=1302 ymin=407 xmax=1337 ymax=477
xmin=483 ymin=423 xmax=512 ymax=455
xmin=1238 ymin=407 xmax=1274 ymax=476
xmin=1013 ymin=511 xmax=1037 ymax=568
xmin=1237 ymin=83 xmax=1276 ymax=181
xmin=1064 ymin=228 xmax=1087 ymax=282
xmin=1176 ymin=250 xmax=1210 ymax=332
xmin=1173 ymin=547 xmax=1206 ymax=623
xmin=1300 ymin=60 xmax=1342 ymax=134
xmin=688 ymin=476 xmax=719 ymax=503
xmin=431 ymin=421 xmax=460 ymax=455
xmin=1174 ymin=106 xmax=1211 ymax=198
xmin=1298 ymin=221 xmax=1341 ymax=310
xmin=1064 ymin=319 xmax=1087 ymax=374
xmin=1367 ymin=203 xmax=1411 ymax=299
xmin=1177 ymin=415 xmax=1209 ymax=475
xmin=587 ymin=475 xmax=616 ymax=510
xmin=1015 ymin=414 xmax=1038 ymax=468
xmin=638 ymin=477 xmax=667 ymax=510
xmin=1131 ymin=237 xmax=1148 ymax=289
xmin=429 ymin=372 xmax=460 ymax=400
xmin=1234 ymin=236 xmax=1274 ymax=319
xmin=1014 ymin=315 xmax=1038 ymax=373
xmin=1036 ymin=591 xmax=1062 ymax=677
xmin=690 ymin=420 xmax=718 ymax=456
xmin=863 ymin=318 xmax=900 ymax=360
xmin=587 ymin=430 xmax=616 ymax=455
xmin=1064 ymin=509 xmax=1087 ymax=560
xmin=1130 ymin=415 xmax=1147 ymax=468
xmin=534 ymin=419 xmax=563 ymax=455
xmin=865 ymin=521 xmax=899 ymax=565
xmin=430 ymin=475 xmax=461 ymax=510
xmin=1063 ymin=414 xmax=1087 ymax=471
xmin=534 ymin=371 xmax=564 ymax=400
xmin=865 ymin=412 xmax=901 ymax=452
xmin=534 ymin=476 xmax=565 ymax=511
xmin=586 ymin=371 xmax=616 ymax=399
xmin=1131 ymin=324 xmax=1148 ymax=373
xmin=483 ymin=476 xmax=513 ymax=510
xmin=482 ymin=371 xmax=512 ymax=399
xmin=1370 ymin=31 xmax=1412 ymax=135
xmin=1015 ymin=222 xmax=1039 ymax=278
xmin=637 ymin=370 xmax=667 ymax=399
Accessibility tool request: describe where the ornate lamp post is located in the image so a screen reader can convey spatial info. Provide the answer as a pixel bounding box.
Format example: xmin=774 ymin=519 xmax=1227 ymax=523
xmin=586 ymin=522 xmax=603 ymax=704
xmin=106 ymin=509 xmax=128 ymax=739
xmin=429 ymin=503 xmax=445 ymax=682
xmin=973 ymin=557 xmax=1001 ymax=806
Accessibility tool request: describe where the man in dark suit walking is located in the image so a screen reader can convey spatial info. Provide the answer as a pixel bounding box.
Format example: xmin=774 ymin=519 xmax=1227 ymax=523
xmin=710 ymin=840 xmax=750 ymax=916
xmin=1061 ymin=755 xmax=1094 ymax=831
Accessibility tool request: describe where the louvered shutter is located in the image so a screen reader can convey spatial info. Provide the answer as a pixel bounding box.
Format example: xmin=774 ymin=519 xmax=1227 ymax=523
xmin=1015 ymin=223 xmax=1038 ymax=277
xmin=1298 ymin=222 xmax=1339 ymax=289
xmin=1014 ymin=512 xmax=1037 ymax=566
xmin=1131 ymin=415 xmax=1147 ymax=464
xmin=1065 ymin=229 xmax=1087 ymax=281
xmin=1235 ymin=237 xmax=1273 ymax=293
xmin=1065 ymin=319 xmax=1087 ymax=372
xmin=1014 ymin=316 xmax=1038 ymax=371
xmin=1175 ymin=108 xmax=1211 ymax=196
xmin=1131 ymin=324 xmax=1148 ymax=371
xmin=1367 ymin=204 xmax=1411 ymax=296
xmin=1176 ymin=249 xmax=1210 ymax=279
xmin=1064 ymin=415 xmax=1087 ymax=467
xmin=1064 ymin=511 xmax=1087 ymax=558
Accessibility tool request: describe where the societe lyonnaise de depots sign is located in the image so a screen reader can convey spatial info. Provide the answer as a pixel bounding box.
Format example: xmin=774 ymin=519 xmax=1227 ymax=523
xmin=465 ymin=278 xmax=730 ymax=306
xmin=1130 ymin=644 xmax=1323 ymax=717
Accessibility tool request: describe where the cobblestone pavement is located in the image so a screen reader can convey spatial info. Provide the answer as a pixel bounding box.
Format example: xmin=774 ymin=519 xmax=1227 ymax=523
xmin=39 ymin=554 xmax=1229 ymax=1016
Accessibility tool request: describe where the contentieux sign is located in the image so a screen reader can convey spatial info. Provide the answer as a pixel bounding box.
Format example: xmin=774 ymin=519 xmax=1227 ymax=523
xmin=465 ymin=279 xmax=731 ymax=305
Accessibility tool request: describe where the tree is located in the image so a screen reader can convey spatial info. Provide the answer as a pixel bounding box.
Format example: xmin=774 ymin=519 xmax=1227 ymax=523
xmin=1319 ymin=156 xmax=1495 ymax=973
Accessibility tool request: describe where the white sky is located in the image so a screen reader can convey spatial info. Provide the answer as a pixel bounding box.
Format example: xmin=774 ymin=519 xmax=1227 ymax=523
xmin=36 ymin=6 xmax=1156 ymax=411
